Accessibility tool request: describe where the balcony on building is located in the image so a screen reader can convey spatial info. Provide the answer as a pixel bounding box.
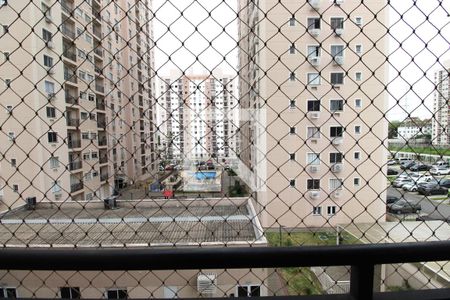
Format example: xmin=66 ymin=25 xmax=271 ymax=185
xmin=67 ymin=132 xmax=81 ymax=149
xmin=100 ymin=167 xmax=108 ymax=182
xmin=61 ymin=0 xmax=74 ymax=16
xmin=94 ymin=42 xmax=104 ymax=58
xmin=99 ymin=149 xmax=108 ymax=165
xmin=66 ymin=110 xmax=80 ymax=128
xmin=64 ymin=65 xmax=78 ymax=85
xmin=95 ymin=79 xmax=105 ymax=94
xmin=98 ymin=132 xmax=107 ymax=147
xmin=65 ymin=88 xmax=78 ymax=106
xmin=96 ymin=96 xmax=106 ymax=110
xmin=61 ymin=21 xmax=76 ymax=40
xmin=62 ymin=42 xmax=77 ymax=63
xmin=97 ymin=113 xmax=106 ymax=129
xmin=70 ymin=176 xmax=83 ymax=193
xmin=93 ymin=25 xmax=102 ymax=40
xmin=92 ymin=1 xmax=101 ymax=23
xmin=68 ymin=153 xmax=82 ymax=171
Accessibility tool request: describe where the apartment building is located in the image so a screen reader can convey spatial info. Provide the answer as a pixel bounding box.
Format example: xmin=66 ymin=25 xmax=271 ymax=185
xmin=238 ymin=0 xmax=389 ymax=228
xmin=397 ymin=117 xmax=432 ymax=141
xmin=157 ymin=70 xmax=239 ymax=163
xmin=0 ymin=0 xmax=157 ymax=209
xmin=432 ymin=60 xmax=450 ymax=146
xmin=0 ymin=198 xmax=268 ymax=298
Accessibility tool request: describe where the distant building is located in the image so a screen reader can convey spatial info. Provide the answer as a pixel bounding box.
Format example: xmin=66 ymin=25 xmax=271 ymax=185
xmin=432 ymin=60 xmax=450 ymax=146
xmin=157 ymin=70 xmax=239 ymax=162
xmin=397 ymin=118 xmax=432 ymax=141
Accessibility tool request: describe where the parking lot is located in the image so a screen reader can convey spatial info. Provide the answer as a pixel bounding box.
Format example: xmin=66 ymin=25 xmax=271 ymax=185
xmin=387 ymin=160 xmax=450 ymax=220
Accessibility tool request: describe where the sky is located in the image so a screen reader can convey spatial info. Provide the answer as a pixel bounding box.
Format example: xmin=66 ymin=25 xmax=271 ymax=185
xmin=152 ymin=0 xmax=450 ymax=121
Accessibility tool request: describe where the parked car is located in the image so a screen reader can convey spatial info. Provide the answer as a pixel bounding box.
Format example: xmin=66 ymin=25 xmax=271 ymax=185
xmin=430 ymin=166 xmax=450 ymax=176
xmin=418 ymin=183 xmax=449 ymax=196
xmin=386 ymin=195 xmax=400 ymax=206
xmin=387 ymin=168 xmax=398 ymax=175
xmin=392 ymin=178 xmax=414 ymax=188
xmin=387 ymin=199 xmax=421 ymax=214
xmin=402 ymin=183 xmax=419 ymax=192
xmin=387 ymin=159 xmax=398 ymax=165
xmin=409 ymin=163 xmax=432 ymax=172
xmin=432 ymin=160 xmax=449 ymax=168
xmin=437 ymin=179 xmax=450 ymax=188
xmin=400 ymin=161 xmax=416 ymax=170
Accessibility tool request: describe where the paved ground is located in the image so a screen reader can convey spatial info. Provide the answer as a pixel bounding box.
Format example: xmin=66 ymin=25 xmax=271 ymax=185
xmin=387 ymin=186 xmax=450 ymax=220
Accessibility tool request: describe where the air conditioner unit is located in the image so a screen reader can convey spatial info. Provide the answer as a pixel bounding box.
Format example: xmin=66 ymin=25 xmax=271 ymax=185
xmin=308 ymin=0 xmax=320 ymax=9
xmin=335 ymin=0 xmax=344 ymax=5
xmin=309 ymin=56 xmax=320 ymax=66
xmin=308 ymin=112 xmax=320 ymax=119
xmin=197 ymin=273 xmax=217 ymax=296
xmin=46 ymin=41 xmax=54 ymax=49
xmin=309 ymin=28 xmax=320 ymax=36
xmin=335 ymin=28 xmax=344 ymax=36
xmin=332 ymin=137 xmax=343 ymax=145
xmin=47 ymin=92 xmax=56 ymax=100
xmin=333 ymin=190 xmax=342 ymax=198
xmin=334 ymin=56 xmax=344 ymax=65
xmin=332 ymin=163 xmax=343 ymax=173
xmin=46 ymin=66 xmax=55 ymax=75
xmin=309 ymin=191 xmax=320 ymax=199
xmin=310 ymin=165 xmax=319 ymax=173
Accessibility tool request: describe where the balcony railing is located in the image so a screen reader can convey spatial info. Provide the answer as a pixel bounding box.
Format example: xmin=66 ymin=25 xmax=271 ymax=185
xmin=0 ymin=242 xmax=449 ymax=300
xmin=61 ymin=25 xmax=76 ymax=39
xmin=98 ymin=138 xmax=107 ymax=146
xmin=64 ymin=70 xmax=77 ymax=84
xmin=100 ymin=173 xmax=108 ymax=182
xmin=94 ymin=47 xmax=104 ymax=57
xmin=63 ymin=48 xmax=77 ymax=62
xmin=70 ymin=182 xmax=83 ymax=193
xmin=68 ymin=139 xmax=81 ymax=149
xmin=96 ymin=100 xmax=106 ymax=110
xmin=61 ymin=1 xmax=73 ymax=15
xmin=95 ymin=84 xmax=105 ymax=93
xmin=66 ymin=118 xmax=79 ymax=127
xmin=68 ymin=161 xmax=82 ymax=171
xmin=99 ymin=156 xmax=108 ymax=164
xmin=65 ymin=92 xmax=78 ymax=105
xmin=97 ymin=120 xmax=106 ymax=129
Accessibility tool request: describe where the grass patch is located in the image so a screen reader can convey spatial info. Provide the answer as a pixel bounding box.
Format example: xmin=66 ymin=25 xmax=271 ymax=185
xmin=265 ymin=231 xmax=359 ymax=295
xmin=387 ymin=175 xmax=397 ymax=183
xmin=389 ymin=146 xmax=450 ymax=157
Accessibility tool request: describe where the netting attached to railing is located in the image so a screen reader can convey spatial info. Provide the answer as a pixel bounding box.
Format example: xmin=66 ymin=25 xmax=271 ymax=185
xmin=0 ymin=0 xmax=450 ymax=297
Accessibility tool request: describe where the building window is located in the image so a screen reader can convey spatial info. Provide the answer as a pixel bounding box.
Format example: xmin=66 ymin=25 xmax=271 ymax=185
xmin=307 ymin=127 xmax=321 ymax=139
xmin=8 ymin=132 xmax=15 ymax=141
xmin=355 ymin=125 xmax=361 ymax=134
xmin=307 ymin=179 xmax=320 ymax=190
xmin=289 ymin=127 xmax=296 ymax=134
xmin=355 ymin=44 xmax=363 ymax=55
xmin=354 ymin=151 xmax=361 ymax=160
xmin=330 ymin=72 xmax=344 ymax=85
xmin=52 ymin=181 xmax=61 ymax=193
xmin=0 ymin=0 xmax=7 ymax=7
xmin=290 ymin=153 xmax=296 ymax=161
xmin=289 ymin=72 xmax=296 ymax=81
xmin=330 ymin=17 xmax=344 ymax=31
xmin=330 ymin=126 xmax=343 ymax=138
xmin=354 ymin=177 xmax=361 ymax=187
xmin=106 ymin=289 xmax=128 ymax=299
xmin=289 ymin=44 xmax=296 ymax=54
xmin=330 ymin=152 xmax=343 ymax=164
xmin=327 ymin=206 xmax=337 ymax=216
xmin=5 ymin=78 xmax=11 ymax=87
xmin=237 ymin=285 xmax=261 ymax=297
xmin=43 ymin=55 xmax=53 ymax=67
xmin=42 ymin=28 xmax=52 ymax=42
xmin=44 ymin=80 xmax=55 ymax=94
xmin=313 ymin=206 xmax=322 ymax=215
xmin=289 ymin=16 xmax=295 ymax=26
xmin=289 ymin=179 xmax=295 ymax=187
xmin=12 ymin=184 xmax=18 ymax=193
xmin=307 ymin=45 xmax=320 ymax=58
xmin=10 ymin=158 xmax=16 ymax=167
xmin=355 ymin=72 xmax=362 ymax=81
xmin=80 ymin=112 xmax=88 ymax=120
xmin=46 ymin=106 xmax=56 ymax=118
xmin=307 ymin=99 xmax=320 ymax=112
xmin=49 ymin=157 xmax=59 ymax=169
xmin=0 ymin=288 xmax=16 ymax=298
xmin=289 ymin=99 xmax=296 ymax=109
xmin=48 ymin=132 xmax=58 ymax=143
xmin=307 ymin=17 xmax=321 ymax=30
xmin=307 ymin=153 xmax=320 ymax=165
xmin=330 ymin=45 xmax=344 ymax=58
xmin=330 ymin=99 xmax=344 ymax=112
xmin=355 ymin=17 xmax=363 ymax=26
xmin=307 ymin=73 xmax=321 ymax=85
xmin=6 ymin=105 xmax=13 ymax=113
xmin=330 ymin=179 xmax=343 ymax=191
xmin=60 ymin=287 xmax=80 ymax=299
xmin=355 ymin=98 xmax=362 ymax=108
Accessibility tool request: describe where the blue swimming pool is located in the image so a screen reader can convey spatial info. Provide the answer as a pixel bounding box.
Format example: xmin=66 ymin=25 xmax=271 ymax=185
xmin=195 ymin=171 xmax=217 ymax=180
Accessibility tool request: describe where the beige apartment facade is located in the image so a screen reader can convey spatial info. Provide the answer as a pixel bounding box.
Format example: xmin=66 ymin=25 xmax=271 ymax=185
xmin=0 ymin=0 xmax=157 ymax=210
xmin=432 ymin=60 xmax=450 ymax=146
xmin=238 ymin=0 xmax=389 ymax=228
xmin=157 ymin=71 xmax=239 ymax=163
xmin=0 ymin=198 xmax=268 ymax=298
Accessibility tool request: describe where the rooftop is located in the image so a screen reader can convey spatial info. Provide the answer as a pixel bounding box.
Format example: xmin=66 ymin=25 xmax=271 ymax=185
xmin=0 ymin=198 xmax=265 ymax=248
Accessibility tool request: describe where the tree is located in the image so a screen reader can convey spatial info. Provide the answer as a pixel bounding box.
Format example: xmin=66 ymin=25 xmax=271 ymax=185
xmin=388 ymin=121 xmax=401 ymax=139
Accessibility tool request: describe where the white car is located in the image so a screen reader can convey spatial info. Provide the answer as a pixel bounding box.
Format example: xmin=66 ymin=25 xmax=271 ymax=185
xmin=402 ymin=183 xmax=419 ymax=192
xmin=430 ymin=166 xmax=450 ymax=176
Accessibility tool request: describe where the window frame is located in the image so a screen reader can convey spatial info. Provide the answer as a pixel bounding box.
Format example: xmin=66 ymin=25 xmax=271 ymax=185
xmin=330 ymin=72 xmax=345 ymax=85
xmin=307 ymin=179 xmax=320 ymax=190
xmin=330 ymin=126 xmax=344 ymax=138
xmin=329 ymin=99 xmax=344 ymax=112
xmin=307 ymin=99 xmax=321 ymax=112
